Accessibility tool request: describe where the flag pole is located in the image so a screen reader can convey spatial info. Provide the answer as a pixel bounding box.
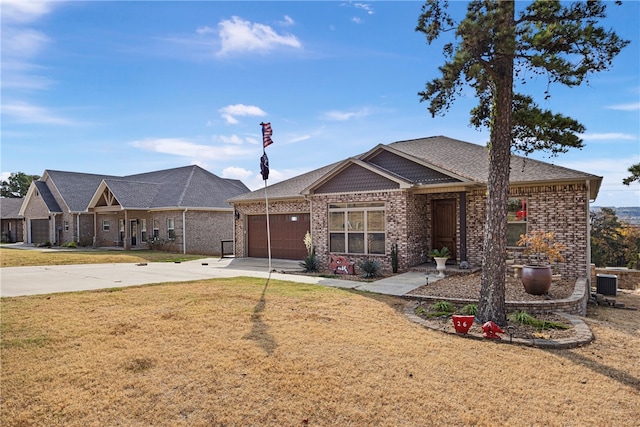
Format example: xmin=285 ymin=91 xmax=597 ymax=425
xmin=260 ymin=122 xmax=274 ymax=272
xmin=263 ymin=149 xmax=272 ymax=272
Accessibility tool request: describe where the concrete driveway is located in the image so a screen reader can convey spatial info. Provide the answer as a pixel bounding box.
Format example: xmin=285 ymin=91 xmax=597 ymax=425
xmin=0 ymin=256 xmax=431 ymax=297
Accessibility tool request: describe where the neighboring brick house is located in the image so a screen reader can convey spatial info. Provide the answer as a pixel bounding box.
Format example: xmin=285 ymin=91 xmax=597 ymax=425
xmin=228 ymin=136 xmax=602 ymax=280
xmin=19 ymin=165 xmax=249 ymax=255
xmin=1 ymin=198 xmax=25 ymax=243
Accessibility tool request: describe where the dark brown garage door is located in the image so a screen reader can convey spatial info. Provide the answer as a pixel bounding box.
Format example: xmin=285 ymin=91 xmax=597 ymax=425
xmin=248 ymin=214 xmax=310 ymax=259
xmin=30 ymin=219 xmax=49 ymax=244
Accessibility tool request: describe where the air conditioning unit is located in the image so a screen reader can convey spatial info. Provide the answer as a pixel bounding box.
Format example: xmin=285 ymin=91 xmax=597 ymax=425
xmin=596 ymin=274 xmax=617 ymax=296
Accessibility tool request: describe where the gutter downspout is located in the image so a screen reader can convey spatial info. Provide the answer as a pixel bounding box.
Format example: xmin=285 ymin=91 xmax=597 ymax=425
xmin=585 ymin=179 xmax=593 ymax=316
xmin=586 ymin=179 xmax=592 ymax=281
xmin=183 ymin=209 xmax=188 ymax=254
xmin=76 ymin=213 xmax=80 ymax=244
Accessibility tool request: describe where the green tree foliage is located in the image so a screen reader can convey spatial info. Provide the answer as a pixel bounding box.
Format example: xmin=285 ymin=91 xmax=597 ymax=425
xmin=416 ymin=0 xmax=628 ymax=325
xmin=591 ymin=207 xmax=639 ymax=269
xmin=0 ymin=172 xmax=40 ymax=197
xmin=622 ymin=162 xmax=640 ymax=186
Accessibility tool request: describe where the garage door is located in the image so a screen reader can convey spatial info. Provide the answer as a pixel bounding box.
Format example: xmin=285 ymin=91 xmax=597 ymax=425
xmin=248 ymin=214 xmax=310 ymax=259
xmin=30 ymin=219 xmax=49 ymax=244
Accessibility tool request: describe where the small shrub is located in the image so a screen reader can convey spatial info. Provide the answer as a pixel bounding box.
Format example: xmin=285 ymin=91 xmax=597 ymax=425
xmin=431 ymin=300 xmax=454 ymax=313
xmin=359 ymin=259 xmax=381 ymax=278
xmin=65 ymin=241 xmax=77 ymax=248
xmin=300 ymin=247 xmax=319 ymax=273
xmin=460 ymin=304 xmax=478 ymax=316
xmin=429 ymin=247 xmax=450 ymax=258
xmin=508 ymin=310 xmax=570 ymax=330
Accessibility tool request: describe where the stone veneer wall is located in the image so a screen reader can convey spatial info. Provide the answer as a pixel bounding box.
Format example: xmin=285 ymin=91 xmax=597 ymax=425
xmin=467 ymin=183 xmax=590 ymax=280
xmin=591 ymin=265 xmax=640 ymax=291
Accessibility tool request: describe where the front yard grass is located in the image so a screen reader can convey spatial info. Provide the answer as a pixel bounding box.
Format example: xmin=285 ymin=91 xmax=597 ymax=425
xmin=0 ymin=247 xmax=206 ymax=267
xmin=2 ymin=277 xmax=638 ymax=426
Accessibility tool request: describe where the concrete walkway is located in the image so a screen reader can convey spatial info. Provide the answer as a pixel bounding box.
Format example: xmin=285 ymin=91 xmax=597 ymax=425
xmin=0 ymin=256 xmax=438 ymax=298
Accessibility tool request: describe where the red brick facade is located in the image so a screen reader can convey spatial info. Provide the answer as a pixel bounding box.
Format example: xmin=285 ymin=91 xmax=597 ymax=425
xmin=234 ymin=182 xmax=593 ymax=281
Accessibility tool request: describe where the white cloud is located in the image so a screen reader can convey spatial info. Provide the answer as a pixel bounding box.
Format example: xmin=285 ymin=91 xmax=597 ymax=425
xmin=351 ymin=17 xmax=362 ymax=24
xmin=280 ymin=15 xmax=295 ymax=26
xmin=218 ymin=134 xmax=244 ymax=144
xmin=130 ymin=138 xmax=254 ymax=160
xmin=322 ymin=107 xmax=371 ymax=121
xmin=1 ymin=101 xmax=76 ymax=125
xmin=606 ymin=102 xmax=640 ymax=111
xmin=221 ymin=166 xmax=253 ymax=180
xmin=0 ymin=0 xmax=53 ymax=24
xmin=355 ymin=3 xmax=374 ymax=15
xmin=579 ymin=133 xmax=637 ymax=141
xmin=2 ymin=28 xmax=49 ymax=58
xmin=219 ymin=104 xmax=267 ymax=124
xmin=216 ymin=16 xmax=301 ymax=56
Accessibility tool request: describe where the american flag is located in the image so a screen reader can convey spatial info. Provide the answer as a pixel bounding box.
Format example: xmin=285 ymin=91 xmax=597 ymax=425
xmin=261 ymin=122 xmax=273 ymax=148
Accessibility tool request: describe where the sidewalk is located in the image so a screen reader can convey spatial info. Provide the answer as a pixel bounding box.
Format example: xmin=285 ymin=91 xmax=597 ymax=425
xmin=0 ymin=256 xmax=437 ymax=298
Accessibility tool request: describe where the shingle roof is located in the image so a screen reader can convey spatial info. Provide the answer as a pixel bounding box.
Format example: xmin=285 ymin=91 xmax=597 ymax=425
xmin=229 ymin=135 xmax=602 ymax=202
xmin=46 ymin=170 xmax=118 ymax=212
xmin=1 ymin=198 xmax=25 ymax=219
xmin=387 ymin=136 xmax=601 ymax=184
xmin=43 ymin=165 xmax=250 ymax=212
xmin=34 ymin=181 xmax=63 ymax=213
xmin=228 ymin=163 xmax=340 ymax=202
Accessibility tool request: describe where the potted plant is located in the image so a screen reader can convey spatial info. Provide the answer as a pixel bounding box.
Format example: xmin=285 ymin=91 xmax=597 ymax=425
xmin=516 ymin=231 xmax=566 ymax=295
xmin=429 ymin=246 xmax=450 ymax=278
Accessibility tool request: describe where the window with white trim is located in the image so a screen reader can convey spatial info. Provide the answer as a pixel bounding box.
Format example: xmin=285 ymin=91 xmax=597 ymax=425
xmin=329 ymin=203 xmax=385 ymax=254
xmin=102 ymin=220 xmax=110 ymax=231
xmin=507 ymin=197 xmax=527 ymax=246
xmin=140 ymin=219 xmax=147 ymax=242
xmin=167 ymin=218 xmax=175 ymax=240
xmin=152 ymin=220 xmax=159 ymax=239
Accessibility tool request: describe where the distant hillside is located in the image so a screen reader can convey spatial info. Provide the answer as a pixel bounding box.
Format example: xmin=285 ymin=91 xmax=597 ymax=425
xmin=592 ymin=206 xmax=640 ymax=225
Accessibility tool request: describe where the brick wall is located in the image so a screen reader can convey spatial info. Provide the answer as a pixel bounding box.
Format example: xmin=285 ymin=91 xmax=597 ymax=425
xmin=233 ymin=182 xmax=592 ymax=281
xmin=591 ymin=265 xmax=640 ymax=291
xmin=184 ymin=210 xmax=234 ymax=255
xmin=468 ymin=184 xmax=590 ymax=280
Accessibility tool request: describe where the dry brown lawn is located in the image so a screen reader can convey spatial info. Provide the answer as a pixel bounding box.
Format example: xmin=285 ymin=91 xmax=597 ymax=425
xmin=2 ymin=275 xmax=639 ymax=426
xmin=0 ymin=247 xmax=205 ymax=267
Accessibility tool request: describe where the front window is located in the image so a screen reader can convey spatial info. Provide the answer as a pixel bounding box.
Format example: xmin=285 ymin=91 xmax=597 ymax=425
xmin=140 ymin=219 xmax=147 ymax=242
xmin=119 ymin=219 xmax=125 ymax=242
xmin=507 ymin=198 xmax=527 ymax=246
xmin=102 ymin=220 xmax=110 ymax=232
xmin=64 ymin=221 xmax=69 ymax=232
xmin=167 ymin=218 xmax=175 ymax=240
xmin=329 ymin=203 xmax=385 ymax=254
xmin=152 ymin=220 xmax=159 ymax=239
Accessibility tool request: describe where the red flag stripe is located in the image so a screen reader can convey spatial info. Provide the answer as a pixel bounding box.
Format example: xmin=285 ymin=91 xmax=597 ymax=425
xmin=261 ymin=122 xmax=273 ymax=148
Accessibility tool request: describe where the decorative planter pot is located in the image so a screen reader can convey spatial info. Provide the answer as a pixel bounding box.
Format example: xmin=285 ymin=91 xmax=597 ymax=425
xmin=521 ymin=265 xmax=552 ymax=295
xmin=434 ymin=257 xmax=448 ymax=278
xmin=452 ymin=315 xmax=475 ymax=334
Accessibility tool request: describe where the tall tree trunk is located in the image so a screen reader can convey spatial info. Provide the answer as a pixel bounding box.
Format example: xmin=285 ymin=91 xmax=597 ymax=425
xmin=477 ymin=1 xmax=515 ymax=326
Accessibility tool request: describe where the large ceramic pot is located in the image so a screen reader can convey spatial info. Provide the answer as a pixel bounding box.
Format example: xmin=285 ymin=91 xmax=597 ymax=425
xmin=521 ymin=265 xmax=552 ymax=295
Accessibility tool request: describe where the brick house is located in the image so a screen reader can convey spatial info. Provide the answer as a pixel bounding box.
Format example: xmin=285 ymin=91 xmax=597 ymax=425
xmin=228 ymin=136 xmax=602 ymax=280
xmin=19 ymin=165 xmax=249 ymax=255
xmin=1 ymin=198 xmax=25 ymax=243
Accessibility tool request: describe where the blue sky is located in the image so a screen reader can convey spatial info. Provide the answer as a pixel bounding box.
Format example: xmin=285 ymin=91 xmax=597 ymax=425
xmin=2 ymin=1 xmax=638 ymax=207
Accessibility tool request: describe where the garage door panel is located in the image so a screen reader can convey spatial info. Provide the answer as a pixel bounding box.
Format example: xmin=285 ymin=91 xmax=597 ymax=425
xmin=31 ymin=219 xmax=49 ymax=244
xmin=248 ymin=214 xmax=309 ymax=259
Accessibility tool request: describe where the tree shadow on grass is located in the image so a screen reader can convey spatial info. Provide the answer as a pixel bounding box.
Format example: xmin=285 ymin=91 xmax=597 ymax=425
xmin=243 ymin=275 xmax=277 ymax=355
xmin=547 ymin=348 xmax=640 ymax=391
